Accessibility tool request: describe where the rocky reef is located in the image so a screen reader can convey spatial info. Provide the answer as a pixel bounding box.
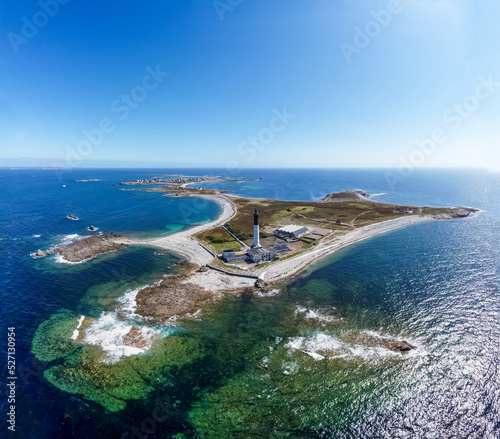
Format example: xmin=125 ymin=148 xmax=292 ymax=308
xmin=31 ymin=248 xmax=53 ymax=258
xmin=31 ymin=307 xmax=205 ymax=412
xmin=378 ymin=337 xmax=416 ymax=353
xmin=31 ymin=311 xmax=81 ymax=361
xmin=430 ymin=207 xmax=480 ymax=220
xmin=55 ymin=233 xmax=128 ymax=262
xmin=136 ymin=265 xmax=214 ymax=322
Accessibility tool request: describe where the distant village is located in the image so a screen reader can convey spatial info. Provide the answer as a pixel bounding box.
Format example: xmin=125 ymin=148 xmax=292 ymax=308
xmin=120 ymin=176 xmax=212 ymax=185
xmin=120 ymin=175 xmax=261 ymax=186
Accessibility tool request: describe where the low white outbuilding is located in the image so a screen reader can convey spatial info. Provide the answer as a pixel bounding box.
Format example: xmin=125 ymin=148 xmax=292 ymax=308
xmin=274 ymin=225 xmax=310 ymax=240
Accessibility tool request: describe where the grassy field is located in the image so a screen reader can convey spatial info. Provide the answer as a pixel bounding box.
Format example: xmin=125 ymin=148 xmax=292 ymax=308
xmin=195 ymin=227 xmax=243 ymax=254
xmin=190 ymin=190 xmax=465 ymax=255
xmin=225 ymin=194 xmax=456 ymax=241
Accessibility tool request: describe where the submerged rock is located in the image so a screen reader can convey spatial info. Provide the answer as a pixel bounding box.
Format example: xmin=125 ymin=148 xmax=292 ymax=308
xmin=31 ymin=249 xmax=51 ymax=257
xmin=32 ymin=311 xmax=81 ymax=362
xmin=39 ymin=334 xmax=204 ymax=412
xmin=378 ymin=337 xmax=416 ymax=353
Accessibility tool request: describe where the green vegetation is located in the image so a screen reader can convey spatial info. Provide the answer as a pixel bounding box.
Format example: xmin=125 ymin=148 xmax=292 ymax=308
xmin=228 ymin=194 xmax=456 ymax=240
xmin=195 ymin=226 xmax=243 ymax=254
xmin=32 ymin=311 xmax=81 ymax=361
xmin=225 ymin=222 xmax=253 ymax=241
xmin=35 ymin=331 xmax=204 ymax=412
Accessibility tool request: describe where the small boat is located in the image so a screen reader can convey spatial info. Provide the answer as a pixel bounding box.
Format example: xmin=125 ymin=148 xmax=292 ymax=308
xmin=67 ymin=215 xmax=79 ymax=221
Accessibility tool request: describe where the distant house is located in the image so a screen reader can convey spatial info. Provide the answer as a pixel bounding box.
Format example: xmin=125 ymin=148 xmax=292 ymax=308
xmin=247 ymin=246 xmax=277 ymax=263
xmin=273 ymin=225 xmax=310 ymax=241
xmin=221 ymin=249 xmax=245 ymax=263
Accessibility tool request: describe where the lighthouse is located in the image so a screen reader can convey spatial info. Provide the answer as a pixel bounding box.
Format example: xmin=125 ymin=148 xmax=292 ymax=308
xmin=253 ymin=209 xmax=261 ymax=248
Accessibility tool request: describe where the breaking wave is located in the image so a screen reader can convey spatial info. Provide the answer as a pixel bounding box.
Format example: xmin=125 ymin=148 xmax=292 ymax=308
xmin=294 ymin=306 xmax=338 ymax=323
xmin=53 ymin=253 xmax=86 ymax=265
xmin=254 ymin=289 xmax=281 ymax=298
xmin=81 ymin=287 xmax=176 ymax=363
xmin=83 ymin=312 xmax=162 ymax=363
xmin=285 ymin=332 xmax=426 ymax=361
xmin=71 ymin=316 xmax=85 ymax=340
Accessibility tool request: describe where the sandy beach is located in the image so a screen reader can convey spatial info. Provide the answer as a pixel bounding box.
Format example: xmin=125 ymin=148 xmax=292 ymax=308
xmin=132 ymin=194 xmax=236 ymax=266
xmin=130 ymin=194 xmax=258 ymax=290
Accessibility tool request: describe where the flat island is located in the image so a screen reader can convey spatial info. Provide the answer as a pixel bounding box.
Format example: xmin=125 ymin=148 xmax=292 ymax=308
xmin=45 ymin=184 xmax=478 ymax=296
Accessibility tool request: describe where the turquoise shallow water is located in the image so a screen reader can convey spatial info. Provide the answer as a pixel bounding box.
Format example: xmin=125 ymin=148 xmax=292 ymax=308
xmin=1 ymin=168 xmax=499 ymax=438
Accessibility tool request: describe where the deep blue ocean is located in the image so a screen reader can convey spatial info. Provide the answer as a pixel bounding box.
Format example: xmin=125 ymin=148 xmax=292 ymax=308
xmin=1 ymin=168 xmax=499 ymax=439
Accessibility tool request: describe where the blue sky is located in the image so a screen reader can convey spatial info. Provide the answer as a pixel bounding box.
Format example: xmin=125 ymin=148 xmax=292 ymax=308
xmin=0 ymin=0 xmax=499 ymax=169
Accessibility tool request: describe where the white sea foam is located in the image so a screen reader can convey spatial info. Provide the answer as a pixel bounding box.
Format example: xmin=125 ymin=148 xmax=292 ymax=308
xmin=285 ymin=332 xmax=424 ymax=361
xmin=32 ymin=234 xmax=41 ymax=238
xmin=370 ymin=193 xmax=386 ymax=197
xmin=281 ymin=360 xmax=300 ymax=374
xmin=115 ymin=286 xmax=162 ymax=323
xmin=294 ymin=306 xmax=337 ymax=323
xmin=165 ymin=315 xmax=179 ymax=325
xmin=185 ymin=309 xmax=202 ymax=319
xmin=116 ymin=287 xmax=143 ymax=319
xmin=254 ymin=289 xmax=281 ymax=298
xmin=61 ymin=234 xmax=80 ymax=243
xmin=83 ymin=312 xmax=162 ymax=363
xmin=53 ymin=253 xmax=86 ymax=265
xmin=50 ymin=235 xmax=90 ymax=264
xmin=360 ymin=330 xmax=426 ymax=357
xmin=70 ymin=315 xmax=85 ymax=340
xmin=301 ymin=350 xmax=326 ymax=361
xmin=81 ymin=285 xmax=178 ymax=363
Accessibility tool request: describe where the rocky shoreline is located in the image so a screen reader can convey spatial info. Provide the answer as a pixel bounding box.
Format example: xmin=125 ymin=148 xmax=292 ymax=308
xmin=56 ymin=233 xmax=128 ymax=262
xmin=32 ymin=233 xmax=128 ymax=263
xmin=135 ymin=262 xmax=214 ymax=322
xmin=322 ymin=191 xmax=480 ymax=220
xmin=430 ymin=207 xmax=480 ymax=220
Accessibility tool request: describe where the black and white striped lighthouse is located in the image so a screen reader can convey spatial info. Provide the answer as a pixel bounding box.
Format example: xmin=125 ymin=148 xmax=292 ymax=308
xmin=253 ymin=209 xmax=260 ymax=248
